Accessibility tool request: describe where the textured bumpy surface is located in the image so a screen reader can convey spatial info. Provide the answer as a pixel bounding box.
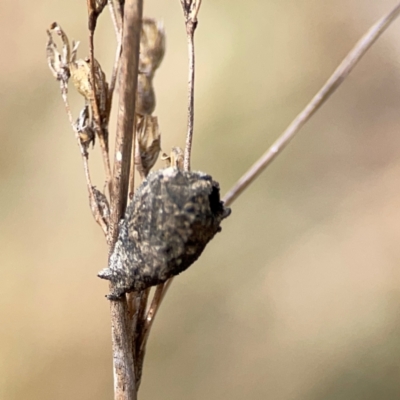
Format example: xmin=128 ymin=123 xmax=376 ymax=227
xmin=98 ymin=167 xmax=231 ymax=299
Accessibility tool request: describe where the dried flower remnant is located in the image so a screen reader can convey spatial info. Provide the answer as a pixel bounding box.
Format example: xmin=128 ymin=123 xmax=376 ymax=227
xmin=74 ymin=105 xmax=96 ymax=148
xmin=46 ymin=23 xmax=79 ymax=94
xmin=135 ymin=115 xmax=161 ymax=177
xmin=136 ymin=73 xmax=156 ymax=115
xmin=98 ymin=168 xmax=231 ymax=299
xmin=139 ymin=18 xmax=166 ymax=75
xmin=70 ymin=57 xmax=109 ymax=121
xmin=46 ymin=22 xmax=110 ymax=147
xmin=135 ymin=17 xmax=166 ymax=117
xmin=162 ymin=147 xmax=184 ymax=170
xmin=70 ymin=57 xmax=110 ymax=148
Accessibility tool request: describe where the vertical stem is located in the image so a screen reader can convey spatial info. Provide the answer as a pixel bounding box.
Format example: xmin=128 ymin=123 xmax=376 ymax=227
xmin=109 ymin=0 xmax=142 ymax=243
xmin=111 ymin=300 xmax=136 ymax=400
xmin=183 ymin=22 xmax=196 ymax=171
xmin=87 ymin=0 xmax=113 ymax=191
xmin=108 ymin=1 xmax=143 ymax=399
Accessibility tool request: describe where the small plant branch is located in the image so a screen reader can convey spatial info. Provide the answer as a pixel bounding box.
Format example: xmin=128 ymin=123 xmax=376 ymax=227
xmin=134 ymin=283 xmax=164 ymax=387
xmin=87 ymin=0 xmax=113 ymax=192
xmin=130 ymin=287 xmax=150 ymax=388
xmin=46 ymin=22 xmax=110 ymax=236
xmin=140 ymin=283 xmax=165 ymax=346
xmin=180 ymin=0 xmax=202 ymax=171
xmin=110 ymin=299 xmax=136 ymax=400
xmin=108 ymin=0 xmax=123 ymax=104
xmin=108 ymin=0 xmax=123 ymax=36
xmin=107 ymin=1 xmax=143 ymax=399
xmin=128 ymin=133 xmax=140 ymax=200
xmin=223 ymin=1 xmax=400 ymax=208
xmin=109 ymin=0 xmax=142 ymax=243
xmin=63 ymin=93 xmax=109 ymax=235
xmin=109 ymin=37 xmax=122 ymax=97
xmin=128 ymin=134 xmax=147 ymax=384
xmin=132 ymin=276 xmax=174 ymax=387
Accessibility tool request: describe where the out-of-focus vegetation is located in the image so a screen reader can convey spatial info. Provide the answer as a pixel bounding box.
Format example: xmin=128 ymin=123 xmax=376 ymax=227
xmin=2 ymin=1 xmax=400 ymax=399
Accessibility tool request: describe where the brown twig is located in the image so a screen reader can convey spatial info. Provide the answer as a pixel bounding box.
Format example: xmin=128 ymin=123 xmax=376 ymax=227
xmin=108 ymin=0 xmax=123 ymax=36
xmin=107 ymin=1 xmax=143 ymax=399
xmin=223 ymin=1 xmax=400 ymax=207
xmin=128 ymin=132 xmax=139 ymax=200
xmin=180 ymin=0 xmax=202 ymax=171
xmin=109 ymin=0 xmax=142 ymax=243
xmin=130 ymin=287 xmax=150 ymax=387
xmin=134 ymin=282 xmax=165 ymax=387
xmin=133 ymin=277 xmax=174 ymax=386
xmin=62 ymin=91 xmax=109 ymax=236
xmin=108 ymin=0 xmax=123 ymax=111
xmin=46 ymin=22 xmax=109 ymax=233
xmin=140 ymin=280 xmax=170 ymax=347
xmin=87 ymin=0 xmax=113 ymax=193
xmin=109 ymin=38 xmax=123 ymax=103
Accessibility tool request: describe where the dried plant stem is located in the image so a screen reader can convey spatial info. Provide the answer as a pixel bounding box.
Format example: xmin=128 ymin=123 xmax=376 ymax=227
xmin=131 ymin=287 xmax=150 ymax=387
xmin=134 ymin=282 xmax=165 ymax=387
xmin=108 ymin=0 xmax=122 ymax=36
xmin=109 ymin=0 xmax=142 ymax=242
xmin=183 ymin=29 xmax=195 ymax=171
xmin=141 ymin=282 xmax=167 ymax=346
xmin=136 ymin=289 xmax=150 ymax=332
xmin=87 ymin=0 xmax=113 ymax=191
xmin=108 ymin=1 xmax=143 ymax=399
xmin=61 ymin=91 xmax=109 ymax=235
xmin=111 ymin=300 xmax=136 ymax=400
xmin=181 ymin=0 xmax=202 ymax=171
xmin=108 ymin=0 xmax=123 ymax=109
xmin=223 ymin=1 xmax=400 ymax=207
xmin=109 ymin=38 xmax=122 ymax=99
xmin=135 ymin=277 xmax=174 ymax=378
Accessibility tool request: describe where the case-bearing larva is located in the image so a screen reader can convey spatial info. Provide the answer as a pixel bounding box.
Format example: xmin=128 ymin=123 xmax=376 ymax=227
xmin=98 ymin=167 xmax=231 ymax=299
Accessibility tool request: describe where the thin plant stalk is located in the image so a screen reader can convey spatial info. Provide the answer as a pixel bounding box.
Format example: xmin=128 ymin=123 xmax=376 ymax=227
xmin=181 ymin=0 xmax=202 ymax=171
xmin=223 ymin=1 xmax=400 ymax=207
xmin=108 ymin=1 xmax=143 ymax=399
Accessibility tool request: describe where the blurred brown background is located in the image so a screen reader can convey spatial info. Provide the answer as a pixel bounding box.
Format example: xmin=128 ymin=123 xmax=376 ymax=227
xmin=2 ymin=0 xmax=400 ymax=399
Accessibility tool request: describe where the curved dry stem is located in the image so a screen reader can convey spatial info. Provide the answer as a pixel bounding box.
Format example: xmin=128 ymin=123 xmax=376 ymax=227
xmin=223 ymin=1 xmax=400 ymax=207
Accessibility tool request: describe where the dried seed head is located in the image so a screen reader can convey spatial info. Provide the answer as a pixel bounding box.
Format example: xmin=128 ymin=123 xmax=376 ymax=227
xmin=135 ymin=115 xmax=161 ymax=177
xmin=74 ymin=105 xmax=95 ymax=148
xmin=136 ymin=73 xmax=155 ymax=115
xmin=162 ymin=147 xmax=184 ymax=170
xmin=46 ymin=23 xmax=79 ymax=84
xmin=70 ymin=58 xmax=109 ymax=114
xmin=70 ymin=58 xmax=91 ymax=99
xmin=139 ymin=18 xmax=166 ymax=75
xmin=98 ymin=168 xmax=231 ymax=299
